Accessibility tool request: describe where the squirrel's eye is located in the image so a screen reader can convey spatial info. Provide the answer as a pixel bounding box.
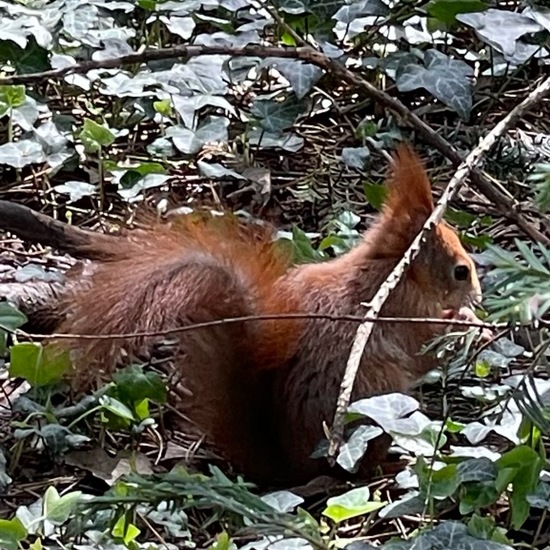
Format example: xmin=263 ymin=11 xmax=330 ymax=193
xmin=454 ymin=264 xmax=470 ymax=281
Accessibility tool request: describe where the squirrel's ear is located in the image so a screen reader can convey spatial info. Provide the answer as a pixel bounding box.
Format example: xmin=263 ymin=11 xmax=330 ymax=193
xmin=362 ymin=145 xmax=435 ymax=259
xmin=383 ymin=144 xmax=434 ymax=217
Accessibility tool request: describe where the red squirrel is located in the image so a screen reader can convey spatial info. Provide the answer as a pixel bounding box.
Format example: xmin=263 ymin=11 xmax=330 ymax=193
xmin=29 ymin=145 xmax=481 ymax=485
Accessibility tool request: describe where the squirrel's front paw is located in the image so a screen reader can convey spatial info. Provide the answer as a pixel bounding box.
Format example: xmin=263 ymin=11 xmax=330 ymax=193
xmin=441 ymin=307 xmax=493 ymax=342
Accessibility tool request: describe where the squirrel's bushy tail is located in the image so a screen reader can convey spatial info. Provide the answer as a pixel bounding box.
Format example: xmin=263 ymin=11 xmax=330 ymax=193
xmin=56 ymin=215 xmax=293 ymax=480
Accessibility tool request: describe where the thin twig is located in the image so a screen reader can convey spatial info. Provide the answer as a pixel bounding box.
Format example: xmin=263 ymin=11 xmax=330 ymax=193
xmin=326 ymin=73 xmax=550 ymax=464
xmin=3 ymin=312 xmax=499 ymax=342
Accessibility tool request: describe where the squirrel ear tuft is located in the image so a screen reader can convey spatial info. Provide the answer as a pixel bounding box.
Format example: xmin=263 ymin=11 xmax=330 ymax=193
xmin=384 ymin=144 xmax=434 ymax=217
xmin=361 ymin=144 xmax=436 ymax=259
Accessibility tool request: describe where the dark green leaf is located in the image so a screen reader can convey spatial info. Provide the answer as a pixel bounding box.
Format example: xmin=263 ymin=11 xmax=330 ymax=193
xmin=9 ymin=343 xmax=70 ymax=387
xmin=396 ymin=49 xmax=474 ymax=119
xmin=426 ymin=0 xmax=487 ymax=25
xmin=113 ymin=364 xmax=167 ymax=406
xmin=363 ymin=183 xmax=387 ymax=210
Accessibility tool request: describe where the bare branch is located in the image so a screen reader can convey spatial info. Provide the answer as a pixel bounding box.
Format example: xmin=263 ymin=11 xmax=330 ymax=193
xmin=0 ymin=200 xmax=119 ymax=259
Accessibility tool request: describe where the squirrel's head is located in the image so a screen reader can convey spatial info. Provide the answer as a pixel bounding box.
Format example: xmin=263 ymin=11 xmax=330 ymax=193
xmin=365 ymin=144 xmax=482 ymax=311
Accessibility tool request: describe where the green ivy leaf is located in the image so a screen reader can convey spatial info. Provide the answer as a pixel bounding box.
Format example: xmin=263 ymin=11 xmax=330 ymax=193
xmin=0 ymin=302 xmax=27 ymax=331
xmin=459 ymin=482 xmax=499 ymax=515
xmin=251 ymin=94 xmax=305 ymax=133
xmin=429 ymin=464 xmax=460 ymax=499
xmin=137 ymin=0 xmax=156 ymax=9
xmin=80 ymin=119 xmax=115 ymax=153
xmin=396 ymin=49 xmax=474 ymax=120
xmin=43 ymin=486 xmax=83 ymax=525
xmin=363 ymin=182 xmax=387 ymax=210
xmin=0 ymin=302 xmax=27 ymax=353
xmin=153 ymin=99 xmax=173 ymax=117
xmin=0 ymin=85 xmax=26 ymax=109
xmin=99 ymin=396 xmax=136 ymax=422
xmin=9 ymin=343 xmax=70 ymax=387
xmin=113 ymin=365 xmax=168 ymax=406
xmin=209 ymin=531 xmax=237 ymax=550
xmin=0 ymin=39 xmax=49 ymax=75
xmin=426 ymin=0 xmax=487 ymax=26
xmin=497 ymin=445 xmax=544 ymax=529
xmin=475 ymin=359 xmax=491 ymax=378
xmin=112 ymin=515 xmax=141 ymax=545
xmin=323 ymin=487 xmax=385 ymax=523
xmin=0 ymin=518 xmax=27 ymax=550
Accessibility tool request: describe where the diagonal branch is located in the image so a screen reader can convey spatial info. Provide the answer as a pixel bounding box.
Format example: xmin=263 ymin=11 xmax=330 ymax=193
xmin=326 ymin=73 xmax=550 ymax=464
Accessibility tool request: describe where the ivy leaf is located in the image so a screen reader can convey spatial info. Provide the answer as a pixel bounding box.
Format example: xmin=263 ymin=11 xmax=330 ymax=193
xmin=112 ymin=516 xmax=141 ymax=545
xmin=0 ymin=140 xmax=45 ymax=168
xmin=379 ymin=492 xmax=425 ymax=519
xmin=9 ymin=343 xmax=71 ymax=388
xmin=527 ymin=482 xmax=550 ymax=510
xmin=53 ymin=181 xmax=97 ymax=202
xmin=118 ymin=173 xmax=170 ymax=201
xmin=426 ymin=0 xmax=487 ymax=26
xmin=273 ymin=59 xmax=323 ymax=99
xmin=0 ymin=449 xmax=12 ymax=491
xmin=497 ymin=445 xmax=544 ymax=529
xmin=251 ymin=95 xmax=305 ymax=133
xmin=337 ymin=425 xmax=383 ymax=472
xmin=147 ymin=137 xmax=174 ymax=157
xmin=333 ymin=0 xmax=389 ymax=23
xmin=0 ymin=518 xmax=27 ymax=550
xmin=99 ymin=396 xmax=136 ymax=422
xmin=38 ymin=425 xmax=89 ymax=455
xmin=411 ymin=521 xmax=512 ymax=549
xmin=43 ymin=486 xmax=83 ymax=525
xmin=262 ymin=491 xmax=304 ymax=513
xmin=457 ymin=9 xmax=542 ymax=57
xmin=172 ymin=94 xmax=236 ymax=129
xmin=348 ymin=393 xmax=422 ymax=433
xmin=0 ymin=302 xmax=28 ymax=331
xmin=456 ymin=458 xmax=497 ymax=483
xmin=80 ymin=119 xmax=115 ymax=153
xmin=417 ymin=460 xmax=460 ymax=499
xmin=153 ymin=98 xmax=173 ymax=118
xmin=0 ymin=38 xmax=50 ymax=75
xmin=198 ymin=161 xmax=246 ymax=180
xmin=247 ymin=129 xmax=304 ymax=152
xmin=276 ymin=0 xmax=310 ymax=15
xmin=323 ymin=487 xmax=385 ymax=523
xmin=0 ymin=85 xmax=26 ymax=116
xmin=160 ymin=15 xmax=196 ymax=39
xmin=396 ymin=49 xmax=474 ymax=119
xmin=341 ymin=147 xmax=370 ymax=170
xmin=166 ymin=116 xmax=229 ymax=155
xmin=113 ymin=364 xmax=168 ymax=406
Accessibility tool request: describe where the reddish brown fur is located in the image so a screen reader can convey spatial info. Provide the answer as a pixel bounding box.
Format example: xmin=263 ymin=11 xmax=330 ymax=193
xmin=54 ymin=145 xmax=481 ymax=485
